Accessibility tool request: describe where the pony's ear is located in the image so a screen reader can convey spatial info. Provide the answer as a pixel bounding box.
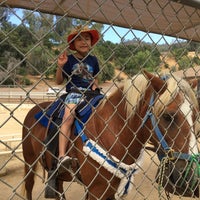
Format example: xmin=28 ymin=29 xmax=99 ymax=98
xmin=142 ymin=70 xmax=167 ymax=94
xmin=188 ymin=79 xmax=198 ymax=89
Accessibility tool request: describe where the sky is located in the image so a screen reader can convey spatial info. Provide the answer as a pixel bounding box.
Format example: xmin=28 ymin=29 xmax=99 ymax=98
xmin=102 ymin=24 xmax=175 ymax=44
xmin=9 ymin=8 xmax=175 ymax=45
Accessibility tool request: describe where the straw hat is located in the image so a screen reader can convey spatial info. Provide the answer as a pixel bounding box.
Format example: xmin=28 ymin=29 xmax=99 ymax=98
xmin=67 ymin=25 xmax=100 ymax=50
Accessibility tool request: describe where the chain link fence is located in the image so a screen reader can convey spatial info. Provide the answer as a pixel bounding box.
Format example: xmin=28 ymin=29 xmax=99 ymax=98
xmin=0 ymin=0 xmax=200 ymax=199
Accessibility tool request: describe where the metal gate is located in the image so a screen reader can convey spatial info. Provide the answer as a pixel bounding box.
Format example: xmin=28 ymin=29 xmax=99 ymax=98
xmin=0 ymin=1 xmax=200 ymax=199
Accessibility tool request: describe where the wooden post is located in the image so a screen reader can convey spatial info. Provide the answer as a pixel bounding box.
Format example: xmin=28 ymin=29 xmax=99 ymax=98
xmin=0 ymin=155 xmax=7 ymax=176
xmin=197 ymin=79 xmax=200 ymax=108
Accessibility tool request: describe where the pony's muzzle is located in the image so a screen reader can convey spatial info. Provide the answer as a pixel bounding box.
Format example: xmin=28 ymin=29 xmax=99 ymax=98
xmin=156 ymin=159 xmax=200 ymax=197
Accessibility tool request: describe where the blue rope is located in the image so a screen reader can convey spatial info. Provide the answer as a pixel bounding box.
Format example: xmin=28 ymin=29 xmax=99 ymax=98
xmin=142 ymin=93 xmax=198 ymax=162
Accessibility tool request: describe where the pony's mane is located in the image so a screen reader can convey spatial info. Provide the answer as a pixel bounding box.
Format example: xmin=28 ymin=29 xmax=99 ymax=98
xmin=101 ymin=73 xmax=198 ymax=119
xmin=154 ymin=75 xmax=199 ymax=116
xmin=122 ymin=73 xmax=198 ymax=117
xmin=99 ymin=74 xmax=148 ymax=116
xmin=123 ymin=74 xmax=148 ymax=117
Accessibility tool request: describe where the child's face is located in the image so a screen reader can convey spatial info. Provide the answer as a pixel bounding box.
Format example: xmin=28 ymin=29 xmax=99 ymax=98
xmin=73 ymin=32 xmax=92 ymax=54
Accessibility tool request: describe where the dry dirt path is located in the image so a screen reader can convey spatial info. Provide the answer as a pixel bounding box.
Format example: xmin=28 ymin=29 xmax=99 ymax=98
xmin=0 ymin=151 xmax=196 ymax=200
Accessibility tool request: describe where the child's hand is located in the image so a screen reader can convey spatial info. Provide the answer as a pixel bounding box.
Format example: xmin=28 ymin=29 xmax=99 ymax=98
xmin=58 ymin=51 xmax=68 ymax=67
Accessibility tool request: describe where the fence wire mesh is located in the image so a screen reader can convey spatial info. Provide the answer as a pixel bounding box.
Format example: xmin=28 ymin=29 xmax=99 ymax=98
xmin=0 ymin=0 xmax=200 ymax=200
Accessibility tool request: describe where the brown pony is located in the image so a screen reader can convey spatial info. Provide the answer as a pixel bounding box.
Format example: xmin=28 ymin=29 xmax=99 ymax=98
xmin=22 ymin=71 xmax=200 ymax=200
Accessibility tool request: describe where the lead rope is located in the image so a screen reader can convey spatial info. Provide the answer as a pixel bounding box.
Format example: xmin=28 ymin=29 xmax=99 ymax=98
xmin=157 ymin=157 xmax=171 ymax=200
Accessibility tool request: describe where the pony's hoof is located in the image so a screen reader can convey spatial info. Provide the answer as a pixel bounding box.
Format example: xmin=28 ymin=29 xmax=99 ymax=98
xmin=45 ymin=186 xmax=57 ymax=198
xmin=45 ymin=170 xmax=58 ymax=198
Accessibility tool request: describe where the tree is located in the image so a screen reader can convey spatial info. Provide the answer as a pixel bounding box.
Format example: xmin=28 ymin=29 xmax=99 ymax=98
xmin=99 ymin=62 xmax=115 ymax=82
xmin=172 ymin=47 xmax=188 ymax=61
xmin=0 ymin=7 xmax=12 ymax=26
xmin=95 ymin=41 xmax=116 ymax=61
xmin=26 ymin=46 xmax=49 ymax=75
xmin=55 ymin=16 xmax=72 ymax=36
xmin=178 ymin=56 xmax=193 ymax=70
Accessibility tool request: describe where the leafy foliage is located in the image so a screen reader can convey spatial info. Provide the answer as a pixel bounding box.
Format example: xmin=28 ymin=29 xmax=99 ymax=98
xmin=1 ymin=8 xmax=200 ymax=86
xmin=178 ymin=56 xmax=193 ymax=70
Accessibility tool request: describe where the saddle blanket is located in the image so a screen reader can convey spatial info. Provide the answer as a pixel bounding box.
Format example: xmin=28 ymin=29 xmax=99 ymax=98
xmin=35 ymin=92 xmax=104 ymax=131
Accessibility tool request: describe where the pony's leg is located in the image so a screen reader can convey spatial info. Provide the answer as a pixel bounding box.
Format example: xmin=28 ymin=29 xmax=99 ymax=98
xmin=22 ymin=138 xmax=39 ymax=200
xmin=56 ymin=179 xmax=66 ymax=200
xmin=23 ymin=162 xmax=37 ymax=200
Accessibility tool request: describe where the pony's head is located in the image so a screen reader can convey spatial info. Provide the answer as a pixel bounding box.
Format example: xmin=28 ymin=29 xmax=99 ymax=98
xmin=126 ymin=71 xmax=200 ymax=197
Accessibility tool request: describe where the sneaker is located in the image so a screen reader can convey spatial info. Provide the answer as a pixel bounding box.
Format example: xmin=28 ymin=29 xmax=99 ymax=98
xmin=57 ymin=156 xmax=73 ymax=173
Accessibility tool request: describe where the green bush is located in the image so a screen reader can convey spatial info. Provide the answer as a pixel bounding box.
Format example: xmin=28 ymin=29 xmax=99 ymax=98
xmin=99 ymin=62 xmax=115 ymax=83
xmin=22 ymin=77 xmax=32 ymax=85
xmin=178 ymin=56 xmax=193 ymax=70
xmin=193 ymin=56 xmax=200 ymax=65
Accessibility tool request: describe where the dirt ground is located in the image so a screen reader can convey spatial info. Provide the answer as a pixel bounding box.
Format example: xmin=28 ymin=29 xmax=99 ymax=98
xmin=0 ymin=147 xmax=198 ymax=200
xmin=0 ymin=80 xmax=199 ymax=200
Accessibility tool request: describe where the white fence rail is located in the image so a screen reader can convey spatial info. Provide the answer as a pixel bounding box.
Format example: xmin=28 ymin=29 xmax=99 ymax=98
xmin=0 ymin=133 xmax=22 ymax=155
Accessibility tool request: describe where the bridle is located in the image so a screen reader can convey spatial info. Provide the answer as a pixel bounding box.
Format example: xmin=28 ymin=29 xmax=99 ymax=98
xmin=142 ymin=93 xmax=200 ymax=199
xmin=142 ymin=93 xmax=199 ymax=162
